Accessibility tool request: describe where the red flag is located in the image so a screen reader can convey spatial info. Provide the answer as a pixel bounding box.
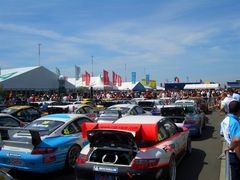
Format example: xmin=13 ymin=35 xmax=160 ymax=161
xmin=103 ymin=70 xmax=109 ymax=85
xmin=85 ymin=71 xmax=90 ymax=86
xmin=82 ymin=74 xmax=86 ymax=81
xmin=118 ymin=75 xmax=122 ymax=86
xmin=112 ymin=71 xmax=117 ymax=86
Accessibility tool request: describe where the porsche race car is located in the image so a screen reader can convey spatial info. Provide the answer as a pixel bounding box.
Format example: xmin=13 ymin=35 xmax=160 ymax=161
xmin=75 ymin=116 xmax=191 ymax=180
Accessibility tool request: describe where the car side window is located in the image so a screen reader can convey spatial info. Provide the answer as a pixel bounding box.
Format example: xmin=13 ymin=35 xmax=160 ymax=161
xmin=130 ymin=108 xmax=137 ymax=115
xmin=26 ymin=108 xmax=39 ymax=115
xmin=0 ymin=117 xmax=20 ymax=127
xmin=157 ymin=124 xmax=169 ymax=141
xmin=162 ymin=120 xmax=178 ymax=136
xmin=135 ymin=106 xmax=143 ymax=114
xmin=76 ymin=107 xmax=86 ymax=114
xmin=83 ymin=106 xmax=93 ymax=113
xmin=74 ymin=118 xmax=92 ymax=132
xmin=62 ymin=123 xmax=79 ymax=135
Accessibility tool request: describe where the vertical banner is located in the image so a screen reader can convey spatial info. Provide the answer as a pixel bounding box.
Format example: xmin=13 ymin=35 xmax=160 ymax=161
xmin=142 ymin=79 xmax=146 ymax=86
xmin=75 ymin=65 xmax=80 ymax=80
xmin=85 ymin=71 xmax=90 ymax=86
xmin=149 ymin=80 xmax=156 ymax=88
xmin=131 ymin=72 xmax=136 ymax=84
xmin=112 ymin=71 xmax=117 ymax=86
xmin=118 ymin=76 xmax=122 ymax=86
xmin=82 ymin=74 xmax=86 ymax=81
xmin=146 ymin=74 xmax=150 ymax=85
xmin=103 ymin=70 xmax=109 ymax=85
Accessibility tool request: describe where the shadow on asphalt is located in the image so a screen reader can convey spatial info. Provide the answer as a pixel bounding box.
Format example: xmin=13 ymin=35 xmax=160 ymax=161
xmin=8 ymin=168 xmax=75 ymax=180
xmin=177 ymin=148 xmax=206 ymax=180
xmin=191 ymin=124 xmax=215 ymax=141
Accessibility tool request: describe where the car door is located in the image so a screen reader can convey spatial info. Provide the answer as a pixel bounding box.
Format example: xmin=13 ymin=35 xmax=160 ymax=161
xmin=162 ymin=119 xmax=184 ymax=156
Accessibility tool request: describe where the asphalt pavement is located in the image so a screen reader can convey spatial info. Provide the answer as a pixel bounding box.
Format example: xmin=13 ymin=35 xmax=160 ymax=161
xmin=3 ymin=110 xmax=225 ymax=180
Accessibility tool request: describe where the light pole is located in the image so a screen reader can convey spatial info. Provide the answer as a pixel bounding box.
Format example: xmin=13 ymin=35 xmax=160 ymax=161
xmin=38 ymin=43 xmax=41 ymax=66
xmin=91 ymin=56 xmax=94 ymax=77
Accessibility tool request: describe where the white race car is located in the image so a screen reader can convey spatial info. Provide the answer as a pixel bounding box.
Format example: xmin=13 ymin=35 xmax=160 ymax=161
xmin=75 ymin=116 xmax=191 ymax=180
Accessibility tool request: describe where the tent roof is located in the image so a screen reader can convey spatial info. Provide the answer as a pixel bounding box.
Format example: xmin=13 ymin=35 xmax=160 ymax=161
xmin=184 ymin=83 xmax=220 ymax=90
xmin=68 ymin=75 xmax=114 ymax=90
xmin=118 ymin=81 xmax=145 ymax=91
xmin=0 ymin=66 xmax=39 ymax=82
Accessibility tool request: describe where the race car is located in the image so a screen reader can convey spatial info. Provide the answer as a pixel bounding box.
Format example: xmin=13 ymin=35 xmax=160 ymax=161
xmin=75 ymin=116 xmax=191 ymax=180
xmin=1 ymin=106 xmax=42 ymax=123
xmin=160 ymin=104 xmax=206 ymax=137
xmin=96 ymin=104 xmax=150 ymax=123
xmin=0 ymin=114 xmax=93 ymax=173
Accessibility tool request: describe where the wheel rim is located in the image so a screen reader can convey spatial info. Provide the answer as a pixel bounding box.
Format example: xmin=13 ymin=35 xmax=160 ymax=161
xmin=68 ymin=146 xmax=80 ymax=168
xmin=170 ymin=158 xmax=176 ymax=180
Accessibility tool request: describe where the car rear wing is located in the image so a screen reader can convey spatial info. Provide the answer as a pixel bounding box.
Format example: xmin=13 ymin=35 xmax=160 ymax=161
xmin=0 ymin=126 xmax=42 ymax=147
xmin=81 ymin=122 xmax=159 ymax=142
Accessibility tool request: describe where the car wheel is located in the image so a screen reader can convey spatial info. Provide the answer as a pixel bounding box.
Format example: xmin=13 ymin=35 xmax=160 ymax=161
xmin=65 ymin=145 xmax=81 ymax=169
xmin=186 ymin=138 xmax=192 ymax=156
xmin=167 ymin=155 xmax=176 ymax=180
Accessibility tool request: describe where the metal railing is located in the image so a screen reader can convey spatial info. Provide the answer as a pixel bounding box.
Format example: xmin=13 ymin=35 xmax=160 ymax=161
xmin=225 ymin=150 xmax=231 ymax=180
xmin=219 ymin=141 xmax=231 ymax=180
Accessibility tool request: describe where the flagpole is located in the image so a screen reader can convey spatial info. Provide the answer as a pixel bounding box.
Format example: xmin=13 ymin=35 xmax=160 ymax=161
xmin=124 ymin=64 xmax=127 ymax=82
xmin=38 ymin=43 xmax=41 ymax=66
xmin=91 ymin=56 xmax=94 ymax=77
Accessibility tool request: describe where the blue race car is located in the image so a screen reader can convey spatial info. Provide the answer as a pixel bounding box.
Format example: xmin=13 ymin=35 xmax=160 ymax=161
xmin=0 ymin=114 xmax=93 ymax=173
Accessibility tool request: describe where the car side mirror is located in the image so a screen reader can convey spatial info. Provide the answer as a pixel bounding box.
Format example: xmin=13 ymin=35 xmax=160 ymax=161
xmin=178 ymin=127 xmax=183 ymax=132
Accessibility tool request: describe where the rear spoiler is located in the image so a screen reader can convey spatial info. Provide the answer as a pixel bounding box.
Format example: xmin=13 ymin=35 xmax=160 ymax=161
xmin=81 ymin=123 xmax=158 ymax=142
xmin=0 ymin=126 xmax=42 ymax=147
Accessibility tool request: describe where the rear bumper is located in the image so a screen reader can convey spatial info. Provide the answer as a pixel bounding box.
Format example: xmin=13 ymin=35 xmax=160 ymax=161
xmin=0 ymin=152 xmax=64 ymax=173
xmin=75 ymin=163 xmax=168 ymax=180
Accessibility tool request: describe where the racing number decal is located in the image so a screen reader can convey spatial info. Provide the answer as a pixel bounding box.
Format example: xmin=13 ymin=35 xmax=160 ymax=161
xmin=163 ymin=144 xmax=174 ymax=152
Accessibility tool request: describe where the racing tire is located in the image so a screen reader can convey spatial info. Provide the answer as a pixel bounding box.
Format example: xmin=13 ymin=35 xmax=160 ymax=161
xmin=65 ymin=145 xmax=81 ymax=170
xmin=186 ymin=138 xmax=192 ymax=156
xmin=166 ymin=155 xmax=177 ymax=180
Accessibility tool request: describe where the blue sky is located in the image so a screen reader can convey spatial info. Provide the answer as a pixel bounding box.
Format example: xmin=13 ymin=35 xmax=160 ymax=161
xmin=0 ymin=0 xmax=239 ymax=84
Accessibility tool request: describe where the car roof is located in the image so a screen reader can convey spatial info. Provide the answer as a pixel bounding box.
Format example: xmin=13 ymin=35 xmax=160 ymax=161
xmin=0 ymin=113 xmax=17 ymax=118
xmin=114 ymin=115 xmax=165 ymax=124
xmin=109 ymin=104 xmax=136 ymax=108
xmin=7 ymin=105 xmax=32 ymax=110
xmin=37 ymin=113 xmax=88 ymax=122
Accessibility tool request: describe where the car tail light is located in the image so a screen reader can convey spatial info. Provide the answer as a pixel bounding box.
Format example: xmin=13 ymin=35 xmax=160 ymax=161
xmin=184 ymin=120 xmax=198 ymax=125
xmin=31 ymin=147 xmax=57 ymax=155
xmin=132 ymin=158 xmax=160 ymax=169
xmin=43 ymin=156 xmax=56 ymax=163
xmin=76 ymin=154 xmax=88 ymax=164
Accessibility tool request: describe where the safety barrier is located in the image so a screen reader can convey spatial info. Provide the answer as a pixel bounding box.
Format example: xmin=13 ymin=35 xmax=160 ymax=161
xmin=225 ymin=150 xmax=231 ymax=180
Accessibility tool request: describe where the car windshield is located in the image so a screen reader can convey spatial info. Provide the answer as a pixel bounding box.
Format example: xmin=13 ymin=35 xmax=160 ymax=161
xmin=138 ymin=101 xmax=155 ymax=107
xmin=1 ymin=108 xmax=18 ymax=114
xmin=105 ymin=107 xmax=130 ymax=115
xmin=25 ymin=120 xmax=64 ymax=136
xmin=161 ymin=107 xmax=185 ymax=116
xmin=183 ymin=106 xmax=195 ymax=114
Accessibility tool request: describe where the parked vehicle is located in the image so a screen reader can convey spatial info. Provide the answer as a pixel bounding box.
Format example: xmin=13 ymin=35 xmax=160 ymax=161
xmin=138 ymin=99 xmax=165 ymax=115
xmin=1 ymin=106 xmax=42 ymax=123
xmin=0 ymin=114 xmax=93 ymax=173
xmin=96 ymin=104 xmax=149 ymax=123
xmin=0 ymin=113 xmax=25 ymax=140
xmin=161 ymin=104 xmax=206 ymax=136
xmin=75 ymin=116 xmax=191 ymax=180
xmin=74 ymin=105 xmax=98 ymax=120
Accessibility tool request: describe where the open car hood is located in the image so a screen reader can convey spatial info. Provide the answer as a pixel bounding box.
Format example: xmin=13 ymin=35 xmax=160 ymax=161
xmin=87 ymin=129 xmax=138 ymax=150
xmin=82 ymin=122 xmax=159 ymax=147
